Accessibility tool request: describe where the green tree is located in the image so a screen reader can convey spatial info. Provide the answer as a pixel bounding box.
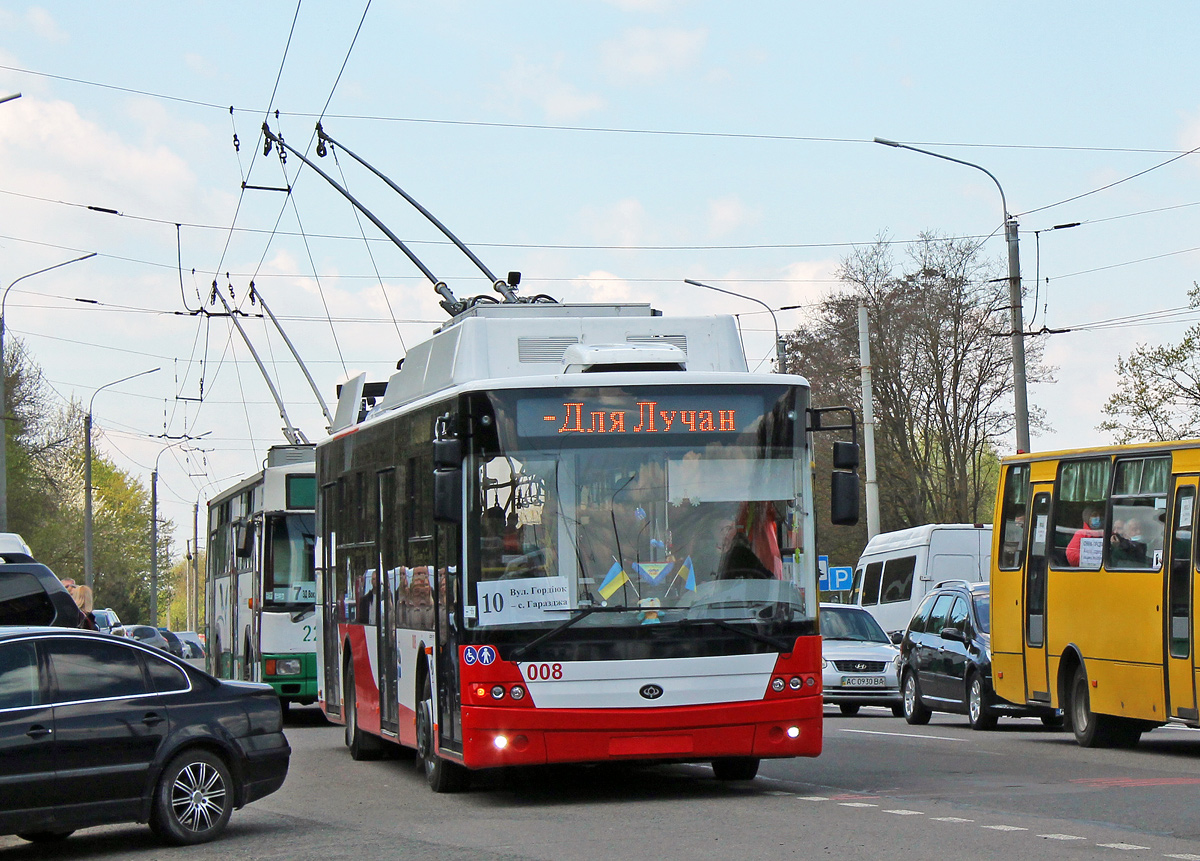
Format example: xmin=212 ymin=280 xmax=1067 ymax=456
xmin=3 ymin=337 xmax=174 ymax=624
xmin=1100 ymin=284 xmax=1200 ymax=442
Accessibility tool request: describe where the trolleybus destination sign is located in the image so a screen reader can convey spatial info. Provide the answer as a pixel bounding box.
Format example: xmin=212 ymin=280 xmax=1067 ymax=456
xmin=516 ymin=394 xmax=766 ymax=439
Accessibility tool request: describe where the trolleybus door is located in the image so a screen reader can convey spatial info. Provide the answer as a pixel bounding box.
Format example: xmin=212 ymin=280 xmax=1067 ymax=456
xmin=1166 ymin=479 xmax=1198 ymax=721
xmin=320 ymin=482 xmax=342 ymax=717
xmin=378 ymin=470 xmax=399 ymax=734
xmin=1024 ymin=491 xmax=1053 ymax=702
xmin=433 ymin=523 xmax=463 ymax=753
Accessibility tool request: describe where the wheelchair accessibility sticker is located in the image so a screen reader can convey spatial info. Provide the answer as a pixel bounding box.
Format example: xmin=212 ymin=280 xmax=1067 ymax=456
xmin=463 ymin=645 xmax=497 ymax=666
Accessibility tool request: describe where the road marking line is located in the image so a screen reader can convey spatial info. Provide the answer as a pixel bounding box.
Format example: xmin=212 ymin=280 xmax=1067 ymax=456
xmin=1039 ymin=834 xmax=1086 ymax=840
xmin=883 ymin=809 xmax=924 ymax=816
xmin=840 ymin=728 xmax=966 ymax=742
xmin=796 ymin=796 xmax=829 ymax=801
xmin=931 ymin=817 xmax=975 ymax=823
xmin=764 ymin=790 xmax=793 ymax=796
xmin=1163 ymin=854 xmax=1200 ymax=859
xmin=982 ymin=825 xmax=1027 ymax=832
xmin=838 ymin=802 xmax=878 ymax=808
xmin=1097 ymin=843 xmax=1150 ymax=850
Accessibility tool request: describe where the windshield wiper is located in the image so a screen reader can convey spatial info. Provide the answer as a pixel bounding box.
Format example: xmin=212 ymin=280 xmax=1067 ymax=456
xmin=671 ymin=617 xmax=793 ymax=653
xmin=509 ymin=605 xmax=639 ymax=661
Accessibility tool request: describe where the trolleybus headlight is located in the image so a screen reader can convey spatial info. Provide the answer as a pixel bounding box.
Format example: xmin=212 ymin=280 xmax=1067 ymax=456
xmin=491 ymin=685 xmax=506 ymax=699
xmin=789 ymin=676 xmax=802 ymax=690
xmin=805 ymin=676 xmax=816 ymax=687
xmin=510 ymin=685 xmax=526 ymax=700
xmin=771 ymin=678 xmax=785 ymax=692
xmin=272 ymin=658 xmax=302 ymax=675
xmin=494 ymin=734 xmax=509 ymax=749
xmin=786 ymin=726 xmax=800 ymax=739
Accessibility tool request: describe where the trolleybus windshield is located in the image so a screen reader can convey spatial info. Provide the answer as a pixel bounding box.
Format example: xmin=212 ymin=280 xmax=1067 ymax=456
xmin=263 ymin=512 xmax=316 ymax=610
xmin=466 ymin=385 xmax=812 ymax=634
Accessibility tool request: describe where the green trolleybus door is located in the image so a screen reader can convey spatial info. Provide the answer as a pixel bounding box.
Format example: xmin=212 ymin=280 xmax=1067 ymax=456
xmin=1024 ymin=491 xmax=1053 ymax=703
xmin=1166 ymin=479 xmax=1198 ymax=721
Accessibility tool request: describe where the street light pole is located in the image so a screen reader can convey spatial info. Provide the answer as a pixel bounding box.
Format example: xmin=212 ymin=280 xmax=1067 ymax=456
xmin=0 ymin=252 xmax=97 ymax=530
xmin=874 ymin=137 xmax=1031 ymax=453
xmin=683 ymin=279 xmax=787 ymax=372
xmin=85 ymin=367 xmax=160 ymax=591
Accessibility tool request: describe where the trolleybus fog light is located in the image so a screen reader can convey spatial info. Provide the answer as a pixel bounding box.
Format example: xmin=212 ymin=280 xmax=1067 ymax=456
xmin=805 ymin=676 xmax=816 ymax=687
xmin=510 ymin=685 xmax=526 ymax=700
xmin=787 ymin=726 xmax=800 ymax=739
xmin=491 ymin=685 xmax=506 ymax=699
xmin=771 ymin=678 xmax=785 ymax=692
xmin=494 ymin=735 xmax=509 ymax=750
xmin=788 ymin=676 xmax=802 ymax=690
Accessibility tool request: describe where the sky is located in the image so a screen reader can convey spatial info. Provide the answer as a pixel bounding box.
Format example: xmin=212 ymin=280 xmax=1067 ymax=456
xmin=1 ymin=1 xmax=1199 ymax=552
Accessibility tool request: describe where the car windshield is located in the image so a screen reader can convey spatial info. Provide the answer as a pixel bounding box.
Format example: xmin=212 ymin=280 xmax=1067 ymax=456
xmin=819 ymin=606 xmax=891 ymax=643
xmin=464 ymin=384 xmax=814 ymax=636
xmin=972 ymin=591 xmax=990 ymax=634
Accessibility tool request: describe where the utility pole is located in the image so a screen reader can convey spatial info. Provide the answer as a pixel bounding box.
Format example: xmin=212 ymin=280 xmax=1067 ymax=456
xmin=874 ymin=137 xmax=1031 ymax=452
xmin=858 ymin=305 xmax=880 ymax=539
xmin=192 ymin=501 xmax=200 ymax=633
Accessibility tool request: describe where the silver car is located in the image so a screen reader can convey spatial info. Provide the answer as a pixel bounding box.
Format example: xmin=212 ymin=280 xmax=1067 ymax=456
xmin=820 ymin=603 xmax=903 ymax=716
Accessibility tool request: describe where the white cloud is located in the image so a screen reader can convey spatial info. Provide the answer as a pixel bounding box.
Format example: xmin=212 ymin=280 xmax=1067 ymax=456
xmin=579 ymin=197 xmax=652 ymax=248
xmin=26 ymin=7 xmax=67 ymax=43
xmin=568 ymin=270 xmax=636 ymax=303
xmin=706 ymin=195 xmax=758 ymax=238
xmin=601 ymin=27 xmax=707 ymax=85
xmin=491 ymin=56 xmax=605 ymax=122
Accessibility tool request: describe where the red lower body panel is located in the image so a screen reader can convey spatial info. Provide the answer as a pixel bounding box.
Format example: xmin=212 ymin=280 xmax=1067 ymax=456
xmin=460 ymin=695 xmax=821 ymax=769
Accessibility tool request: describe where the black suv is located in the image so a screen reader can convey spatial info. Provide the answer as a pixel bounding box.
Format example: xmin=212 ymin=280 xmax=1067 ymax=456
xmin=898 ymin=580 xmax=1060 ymax=730
xmin=0 ymin=553 xmax=93 ymax=629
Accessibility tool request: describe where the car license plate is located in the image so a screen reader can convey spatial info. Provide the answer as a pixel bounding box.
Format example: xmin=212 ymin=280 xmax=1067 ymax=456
xmin=841 ymin=676 xmax=885 ymax=688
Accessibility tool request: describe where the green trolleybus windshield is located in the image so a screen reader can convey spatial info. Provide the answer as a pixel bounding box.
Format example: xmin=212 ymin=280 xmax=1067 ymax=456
xmin=264 ymin=513 xmax=316 ymax=609
xmin=465 ymin=385 xmax=813 ymax=632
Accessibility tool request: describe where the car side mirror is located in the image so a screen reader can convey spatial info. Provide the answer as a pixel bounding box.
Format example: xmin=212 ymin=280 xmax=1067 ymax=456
xmin=890 ymin=631 xmax=903 ymax=646
xmin=940 ymin=626 xmax=966 ymax=643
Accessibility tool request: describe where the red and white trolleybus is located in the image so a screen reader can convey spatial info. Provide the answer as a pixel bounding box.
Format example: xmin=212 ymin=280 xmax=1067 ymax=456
xmin=315 ymin=300 xmax=858 ymax=791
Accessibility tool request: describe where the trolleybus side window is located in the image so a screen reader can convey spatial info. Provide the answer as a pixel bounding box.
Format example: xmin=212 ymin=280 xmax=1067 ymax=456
xmin=1051 ymin=459 xmax=1111 ymax=570
xmin=1108 ymin=456 xmax=1169 ymax=571
xmin=998 ymin=464 xmax=1029 ymax=569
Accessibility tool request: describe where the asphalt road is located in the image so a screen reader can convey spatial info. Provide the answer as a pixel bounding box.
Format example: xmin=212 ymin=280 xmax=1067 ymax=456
xmin=5 ymin=704 xmax=1200 ymax=860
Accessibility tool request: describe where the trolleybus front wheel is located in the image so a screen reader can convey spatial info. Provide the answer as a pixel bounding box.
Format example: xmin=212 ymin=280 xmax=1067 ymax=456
xmin=416 ymin=674 xmax=470 ymax=793
xmin=711 ymin=757 xmax=760 ymax=781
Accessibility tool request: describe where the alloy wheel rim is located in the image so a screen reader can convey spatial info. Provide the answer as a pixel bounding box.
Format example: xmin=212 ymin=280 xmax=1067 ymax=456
xmin=904 ymin=676 xmax=916 ymax=713
xmin=969 ymin=680 xmax=981 ymax=722
xmin=170 ymin=762 xmax=226 ymax=833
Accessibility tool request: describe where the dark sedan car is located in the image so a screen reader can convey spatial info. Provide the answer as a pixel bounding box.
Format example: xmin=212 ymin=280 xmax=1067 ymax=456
xmin=898 ymin=580 xmax=1061 ymax=730
xmin=0 ymin=627 xmax=290 ymax=845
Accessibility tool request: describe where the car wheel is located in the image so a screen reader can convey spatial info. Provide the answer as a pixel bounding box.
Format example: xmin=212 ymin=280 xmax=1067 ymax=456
xmin=149 ymin=749 xmax=233 ymax=845
xmin=711 ymin=757 xmax=760 ymax=781
xmin=16 ymin=830 xmax=74 ymax=843
xmin=902 ymin=671 xmax=932 ymax=725
xmin=839 ymin=704 xmax=861 ymax=716
xmin=344 ymin=660 xmax=382 ymax=760
xmin=416 ymin=673 xmax=470 ymax=793
xmin=967 ymin=673 xmax=998 ymax=730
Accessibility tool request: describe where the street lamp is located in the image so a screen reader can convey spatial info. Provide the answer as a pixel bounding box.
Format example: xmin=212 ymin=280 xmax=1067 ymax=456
xmin=150 ymin=436 xmax=208 ymax=627
xmin=873 ymin=137 xmax=1031 ymax=453
xmin=85 ymin=367 xmax=160 ymax=591
xmin=683 ymin=279 xmax=787 ymax=372
xmin=0 ymin=251 xmax=97 ymax=529
xmin=0 ymin=94 xmax=21 ymax=106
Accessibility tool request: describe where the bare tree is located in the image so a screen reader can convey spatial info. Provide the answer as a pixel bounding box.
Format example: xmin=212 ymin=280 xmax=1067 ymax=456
xmin=787 ymin=233 xmax=1050 ymax=533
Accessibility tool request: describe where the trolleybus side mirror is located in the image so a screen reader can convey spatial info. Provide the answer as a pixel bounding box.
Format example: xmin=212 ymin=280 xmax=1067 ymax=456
xmin=433 ymin=469 xmax=462 ymax=524
xmin=433 ymin=438 xmax=461 ymax=469
xmin=833 ymin=440 xmax=859 ymax=471
xmin=830 ymin=470 xmax=860 ymax=526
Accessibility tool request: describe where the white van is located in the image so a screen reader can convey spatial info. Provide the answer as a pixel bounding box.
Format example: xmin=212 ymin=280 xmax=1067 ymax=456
xmin=850 ymin=523 xmax=992 ymax=638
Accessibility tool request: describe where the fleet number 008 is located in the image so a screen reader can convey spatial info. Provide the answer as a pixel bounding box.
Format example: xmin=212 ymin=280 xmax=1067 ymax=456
xmin=524 ymin=663 xmax=563 ymax=681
